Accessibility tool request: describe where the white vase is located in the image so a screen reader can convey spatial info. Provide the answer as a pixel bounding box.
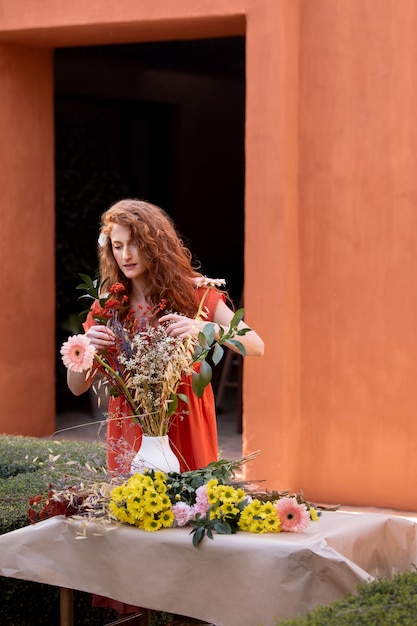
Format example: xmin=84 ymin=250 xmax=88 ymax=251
xmin=130 ymin=435 xmax=180 ymax=475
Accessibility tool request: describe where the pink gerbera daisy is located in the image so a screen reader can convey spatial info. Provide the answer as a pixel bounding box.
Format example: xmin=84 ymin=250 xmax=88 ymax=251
xmin=275 ymin=497 xmax=310 ymax=533
xmin=60 ymin=334 xmax=96 ymax=373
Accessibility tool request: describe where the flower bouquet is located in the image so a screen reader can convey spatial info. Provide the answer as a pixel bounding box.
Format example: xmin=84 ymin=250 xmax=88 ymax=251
xmin=28 ymin=454 xmax=328 ymax=547
xmin=60 ymin=274 xmax=250 ymax=439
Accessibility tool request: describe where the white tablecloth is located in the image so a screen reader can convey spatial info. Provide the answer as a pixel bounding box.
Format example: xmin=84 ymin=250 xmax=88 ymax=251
xmin=0 ymin=511 xmax=416 ymax=625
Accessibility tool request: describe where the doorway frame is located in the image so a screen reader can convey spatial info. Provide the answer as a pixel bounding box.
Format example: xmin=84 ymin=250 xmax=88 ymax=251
xmin=0 ymin=0 xmax=300 ymax=487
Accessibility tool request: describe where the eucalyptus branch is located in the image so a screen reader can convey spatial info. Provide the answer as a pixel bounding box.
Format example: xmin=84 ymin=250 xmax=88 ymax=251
xmin=189 ymin=511 xmax=234 ymax=547
xmin=77 ymin=274 xmax=110 ymax=318
xmin=190 ymin=308 xmax=252 ymax=398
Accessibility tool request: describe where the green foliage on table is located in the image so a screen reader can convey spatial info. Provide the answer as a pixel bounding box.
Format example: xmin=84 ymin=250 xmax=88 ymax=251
xmin=165 ymin=457 xmax=245 ymax=505
xmin=189 ymin=502 xmax=247 ymax=548
xmin=275 ymin=569 xmax=417 ymax=626
xmin=165 ymin=457 xmax=248 ymax=547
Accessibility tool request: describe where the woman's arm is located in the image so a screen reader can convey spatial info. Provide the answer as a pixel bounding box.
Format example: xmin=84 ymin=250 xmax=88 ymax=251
xmin=212 ymin=299 xmax=264 ymax=357
xmin=160 ymin=300 xmax=264 ymax=357
xmin=67 ymin=368 xmax=93 ymax=396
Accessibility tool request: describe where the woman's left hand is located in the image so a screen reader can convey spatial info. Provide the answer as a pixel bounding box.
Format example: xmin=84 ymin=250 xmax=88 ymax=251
xmin=160 ymin=301 xmax=264 ymax=357
xmin=159 ymin=313 xmax=207 ymax=339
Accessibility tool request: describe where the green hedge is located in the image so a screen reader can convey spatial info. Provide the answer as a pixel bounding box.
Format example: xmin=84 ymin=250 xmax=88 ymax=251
xmin=276 ymin=569 xmax=417 ymax=625
xmin=0 ymin=435 xmax=107 ymax=535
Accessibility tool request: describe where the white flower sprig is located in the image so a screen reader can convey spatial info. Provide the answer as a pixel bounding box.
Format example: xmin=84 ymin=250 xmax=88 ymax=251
xmin=98 ymin=233 xmax=108 ymax=247
xmin=193 ymin=276 xmax=226 ymax=288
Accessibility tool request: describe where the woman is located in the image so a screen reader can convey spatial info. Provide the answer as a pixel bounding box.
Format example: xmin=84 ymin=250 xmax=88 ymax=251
xmin=67 ymin=198 xmax=264 ymax=473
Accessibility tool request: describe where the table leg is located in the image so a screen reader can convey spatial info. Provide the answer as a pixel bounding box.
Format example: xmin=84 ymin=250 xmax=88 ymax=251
xmin=139 ymin=609 xmax=151 ymax=626
xmin=60 ymin=587 xmax=74 ymax=626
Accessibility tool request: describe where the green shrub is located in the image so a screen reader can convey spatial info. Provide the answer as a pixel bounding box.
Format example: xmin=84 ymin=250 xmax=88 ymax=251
xmin=276 ymin=569 xmax=417 ymax=626
xmin=0 ymin=435 xmax=107 ymax=535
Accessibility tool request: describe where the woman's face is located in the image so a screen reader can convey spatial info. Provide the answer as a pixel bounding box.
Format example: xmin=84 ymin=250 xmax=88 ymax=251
xmin=110 ymin=223 xmax=148 ymax=281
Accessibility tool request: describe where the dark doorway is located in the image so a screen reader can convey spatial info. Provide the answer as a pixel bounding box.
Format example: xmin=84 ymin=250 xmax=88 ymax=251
xmin=54 ymin=37 xmax=245 ymax=414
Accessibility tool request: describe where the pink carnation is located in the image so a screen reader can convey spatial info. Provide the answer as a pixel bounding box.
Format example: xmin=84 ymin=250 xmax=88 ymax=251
xmin=192 ymin=485 xmax=210 ymax=518
xmin=275 ymin=497 xmax=310 ymax=533
xmin=172 ymin=502 xmax=193 ymax=527
xmin=60 ymin=334 xmax=96 ymax=373
xmin=195 ymin=485 xmax=209 ymax=508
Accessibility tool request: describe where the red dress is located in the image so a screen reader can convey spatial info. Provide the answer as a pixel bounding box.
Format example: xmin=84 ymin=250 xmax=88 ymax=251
xmin=84 ymin=286 xmax=224 ymax=473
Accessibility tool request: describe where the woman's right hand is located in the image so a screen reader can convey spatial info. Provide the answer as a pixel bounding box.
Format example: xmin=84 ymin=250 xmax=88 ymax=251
xmin=67 ymin=325 xmax=115 ymax=396
xmin=85 ymin=325 xmax=115 ymax=351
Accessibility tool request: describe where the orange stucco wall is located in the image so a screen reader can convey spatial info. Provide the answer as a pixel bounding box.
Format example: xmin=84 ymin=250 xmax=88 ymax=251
xmin=0 ymin=42 xmax=55 ymax=436
xmin=296 ymin=0 xmax=417 ymax=510
xmin=0 ymin=0 xmax=416 ymax=510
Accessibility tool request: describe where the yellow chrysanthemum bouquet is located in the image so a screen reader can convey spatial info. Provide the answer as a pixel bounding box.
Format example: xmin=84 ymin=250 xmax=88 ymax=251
xmin=109 ymin=471 xmax=174 ymax=531
xmin=105 ymin=456 xmax=322 ymax=547
xmin=28 ymin=454 xmax=329 ymax=547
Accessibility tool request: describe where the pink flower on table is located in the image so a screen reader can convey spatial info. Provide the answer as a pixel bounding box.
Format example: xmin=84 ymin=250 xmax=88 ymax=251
xmin=274 ymin=497 xmax=310 ymax=533
xmin=192 ymin=484 xmax=210 ymax=518
xmin=60 ymin=334 xmax=96 ymax=373
xmin=172 ymin=501 xmax=193 ymax=527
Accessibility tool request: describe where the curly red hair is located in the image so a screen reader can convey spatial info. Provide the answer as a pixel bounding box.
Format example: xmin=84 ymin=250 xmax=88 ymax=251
xmin=98 ymin=199 xmax=204 ymax=318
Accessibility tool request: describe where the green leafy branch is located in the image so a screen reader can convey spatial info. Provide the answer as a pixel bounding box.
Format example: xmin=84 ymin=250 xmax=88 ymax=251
xmin=76 ymin=273 xmax=110 ymax=320
xmin=190 ymin=308 xmax=252 ymax=398
xmin=189 ymin=498 xmax=248 ymax=547
xmin=165 ymin=457 xmax=248 ymax=506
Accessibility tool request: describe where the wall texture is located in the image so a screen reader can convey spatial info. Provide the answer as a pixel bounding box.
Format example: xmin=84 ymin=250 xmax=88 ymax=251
xmin=296 ymin=0 xmax=417 ymax=509
xmin=0 ymin=42 xmax=55 ymax=436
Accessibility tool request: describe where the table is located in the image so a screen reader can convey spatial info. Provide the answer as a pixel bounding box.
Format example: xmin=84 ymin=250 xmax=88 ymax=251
xmin=0 ymin=511 xmax=416 ymax=626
